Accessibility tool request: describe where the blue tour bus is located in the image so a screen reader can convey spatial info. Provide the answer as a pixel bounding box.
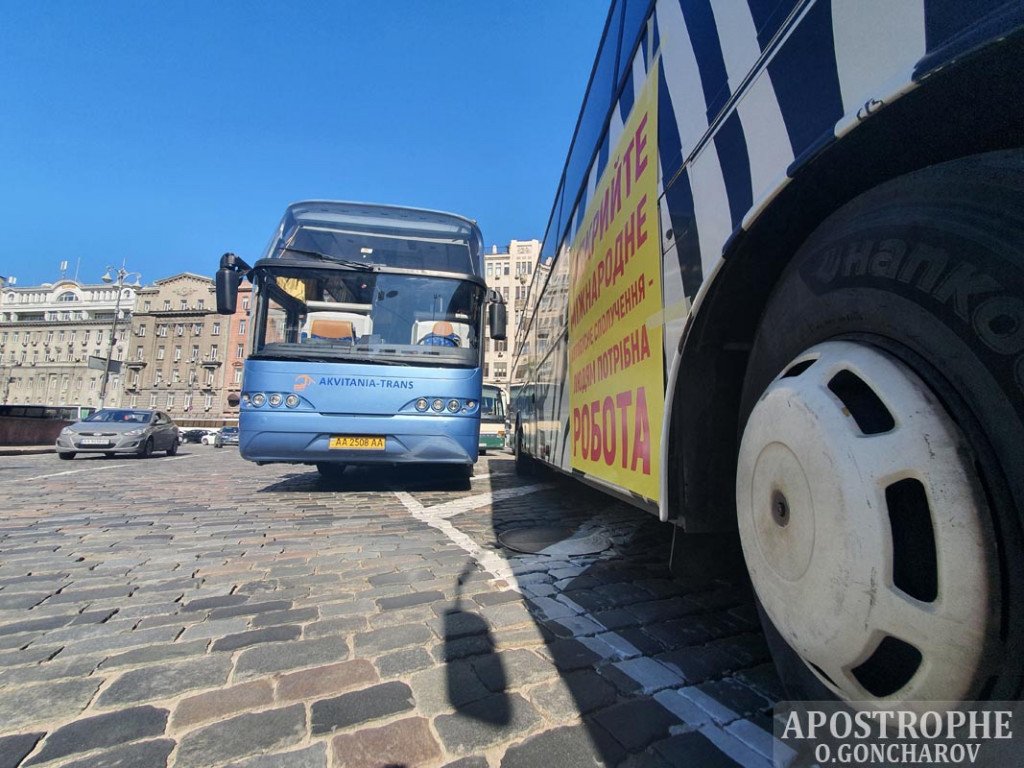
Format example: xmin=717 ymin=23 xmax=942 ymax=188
xmin=215 ymin=201 xmax=506 ymax=478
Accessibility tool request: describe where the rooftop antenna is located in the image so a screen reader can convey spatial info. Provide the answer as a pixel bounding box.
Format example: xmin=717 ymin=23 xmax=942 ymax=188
xmin=74 ymin=257 xmax=81 ymax=282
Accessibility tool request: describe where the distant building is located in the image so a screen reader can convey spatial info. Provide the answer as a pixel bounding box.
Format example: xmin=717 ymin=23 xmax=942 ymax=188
xmin=223 ymin=283 xmax=251 ymax=421
xmin=482 ymin=239 xmax=540 ymax=388
xmin=0 ymin=278 xmax=141 ymax=407
xmin=124 ymin=273 xmax=231 ymax=425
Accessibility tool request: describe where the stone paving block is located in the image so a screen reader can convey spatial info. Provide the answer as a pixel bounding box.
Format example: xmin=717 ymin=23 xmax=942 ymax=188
xmin=234 ymin=636 xmax=350 ymax=679
xmin=0 ymin=653 xmax=104 ymax=688
xmin=376 ymin=589 xmax=444 ymax=611
xmin=24 ymin=704 xmax=168 ymax=765
xmin=352 ymin=623 xmax=433 ymax=655
xmin=527 ymin=669 xmax=618 ymax=720
xmin=179 ymin=616 xmax=253 ymax=641
xmin=433 ymin=693 xmax=542 ymax=755
xmin=51 ymin=624 xmax=183 ymax=657
xmin=470 ymin=590 xmax=520 ymax=607
xmin=57 ymin=738 xmax=177 ymax=768
xmin=250 ymin=607 xmax=319 ymax=628
xmin=733 ymin=663 xmax=786 ymax=702
xmin=655 ymin=646 xmax=737 ymax=684
xmin=0 ymin=732 xmax=43 ymax=768
xmin=649 ymin=731 xmax=742 ymax=767
xmin=175 ymin=704 xmax=307 ymax=768
xmin=276 ymin=659 xmax=379 ymax=702
xmin=330 ymin=716 xmax=441 ymax=768
xmin=223 ymin=743 xmax=327 ymax=768
xmin=0 ymin=614 xmax=73 ymax=637
xmin=374 ymin=647 xmax=434 ymax=678
xmin=500 ymin=724 xmax=608 ymax=768
xmin=45 ymin=585 xmax=134 ymax=605
xmin=473 ymin=649 xmax=553 ymax=693
xmin=304 ymin=615 xmax=369 ymax=639
xmin=590 ymin=697 xmax=683 ymax=752
xmin=311 ymin=680 xmax=415 ymax=734
xmin=479 ymin=601 xmax=533 ymax=630
xmin=694 ymin=677 xmax=772 ymax=720
xmin=441 ymin=757 xmax=489 ymax=768
xmin=211 ymin=624 xmax=302 ymax=652
xmin=97 ymin=655 xmax=233 ymax=707
xmin=208 ymin=599 xmax=293 ymax=619
xmin=432 ymin=632 xmax=497 ymax=662
xmin=171 ymin=680 xmax=274 ymax=729
xmin=182 ymin=594 xmax=250 ymax=612
xmin=408 ymin=662 xmax=491 ymax=715
xmin=0 ymin=678 xmax=101 ymax=733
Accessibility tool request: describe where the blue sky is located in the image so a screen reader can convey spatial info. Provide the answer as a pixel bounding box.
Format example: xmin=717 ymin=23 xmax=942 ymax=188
xmin=0 ymin=2 xmax=608 ymax=287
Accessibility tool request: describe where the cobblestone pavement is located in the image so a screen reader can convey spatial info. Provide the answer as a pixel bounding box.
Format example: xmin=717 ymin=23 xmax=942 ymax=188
xmin=0 ymin=446 xmax=783 ymax=767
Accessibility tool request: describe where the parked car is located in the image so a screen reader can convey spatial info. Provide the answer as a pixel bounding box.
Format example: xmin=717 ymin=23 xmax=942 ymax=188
xmin=200 ymin=429 xmax=222 ymax=446
xmin=55 ymin=408 xmax=179 ymax=459
xmin=215 ymin=426 xmax=239 ymax=447
xmin=180 ymin=428 xmax=210 ymax=444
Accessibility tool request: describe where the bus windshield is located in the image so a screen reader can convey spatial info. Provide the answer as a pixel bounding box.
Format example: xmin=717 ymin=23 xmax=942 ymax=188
xmin=251 ymin=265 xmax=486 ymax=368
xmin=480 ymin=386 xmax=505 ymax=423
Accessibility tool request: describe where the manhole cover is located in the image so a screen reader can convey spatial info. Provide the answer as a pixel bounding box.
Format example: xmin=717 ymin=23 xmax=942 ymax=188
xmin=498 ymin=526 xmax=609 ymax=556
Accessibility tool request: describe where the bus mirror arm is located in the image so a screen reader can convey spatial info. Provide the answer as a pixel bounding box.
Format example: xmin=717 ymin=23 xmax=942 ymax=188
xmin=216 ymin=252 xmax=253 ymax=315
xmin=487 ymin=289 xmax=507 ymax=341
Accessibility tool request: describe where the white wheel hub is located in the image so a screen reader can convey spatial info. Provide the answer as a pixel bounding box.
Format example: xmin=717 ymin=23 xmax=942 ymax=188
xmin=737 ymin=341 xmax=995 ymax=705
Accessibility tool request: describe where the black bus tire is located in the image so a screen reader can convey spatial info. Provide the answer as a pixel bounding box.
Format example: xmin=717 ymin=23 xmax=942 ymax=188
xmin=736 ymin=150 xmax=1024 ymax=705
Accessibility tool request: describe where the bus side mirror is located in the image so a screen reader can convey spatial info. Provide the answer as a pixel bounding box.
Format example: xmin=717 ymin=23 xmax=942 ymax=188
xmin=489 ymin=303 xmax=507 ymax=340
xmin=216 ymin=268 xmax=240 ymax=315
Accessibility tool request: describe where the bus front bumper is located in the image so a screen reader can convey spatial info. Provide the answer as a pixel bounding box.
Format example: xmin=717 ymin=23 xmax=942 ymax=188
xmin=239 ymin=412 xmax=479 ymax=466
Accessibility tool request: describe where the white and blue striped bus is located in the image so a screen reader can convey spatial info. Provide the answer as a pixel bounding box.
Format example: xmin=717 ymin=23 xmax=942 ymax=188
xmin=511 ymin=0 xmax=1024 ymax=708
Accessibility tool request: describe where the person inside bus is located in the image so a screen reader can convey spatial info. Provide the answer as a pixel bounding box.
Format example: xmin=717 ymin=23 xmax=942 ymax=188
xmin=417 ymin=321 xmax=461 ymax=347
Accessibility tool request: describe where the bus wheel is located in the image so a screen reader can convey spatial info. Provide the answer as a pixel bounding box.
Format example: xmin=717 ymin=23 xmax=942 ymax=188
xmin=736 ymin=151 xmax=1024 ymax=706
xmin=316 ymin=463 xmax=346 ymax=479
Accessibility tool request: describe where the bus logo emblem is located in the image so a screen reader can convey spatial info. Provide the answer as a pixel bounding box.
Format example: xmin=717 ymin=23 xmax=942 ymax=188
xmin=293 ymin=374 xmax=315 ymax=391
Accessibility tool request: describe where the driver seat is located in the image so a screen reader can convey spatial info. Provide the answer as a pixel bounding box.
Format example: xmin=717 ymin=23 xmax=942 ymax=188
xmin=419 ymin=321 xmax=460 ymax=347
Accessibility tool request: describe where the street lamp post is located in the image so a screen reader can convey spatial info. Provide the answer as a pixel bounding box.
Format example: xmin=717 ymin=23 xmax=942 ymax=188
xmin=98 ymin=263 xmax=142 ymax=409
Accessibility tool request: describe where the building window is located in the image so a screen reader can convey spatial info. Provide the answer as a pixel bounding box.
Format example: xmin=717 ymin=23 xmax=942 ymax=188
xmin=166 ymin=394 xmax=175 ymax=409
xmin=172 ymin=369 xmax=181 ymax=383
xmin=197 ymin=299 xmax=204 ymax=310
xmin=204 ymin=393 xmax=213 ymax=409
xmin=174 ymin=346 xmax=182 ymax=361
xmin=157 ymin=325 xmax=167 ymax=337
xmin=238 ymin=319 xmax=246 ymax=335
xmin=175 ymin=324 xmax=184 ymax=336
xmin=131 ymin=372 xmax=140 ymax=388
xmin=191 ymin=345 xmax=199 ymax=361
xmin=149 ymin=393 xmax=158 ymax=407
xmin=192 ymin=323 xmax=202 ymax=336
xmin=136 ymin=325 xmax=146 ymax=336
xmin=181 ymin=299 xmax=188 ymax=309
xmin=143 ymin=301 xmax=151 ymax=311
xmin=242 ymin=297 xmax=250 ymax=310
xmin=155 ymin=370 xmax=163 ymax=384
xmin=235 ymin=344 xmax=244 ymax=359
xmin=205 ymin=369 xmax=215 ymax=386
xmin=209 ymin=345 xmax=218 ymax=360
xmin=486 ymin=262 xmax=494 ymax=279
xmin=212 ymin=322 xmax=221 ymax=336
xmin=233 ymin=368 xmax=243 ymax=384
xmin=494 ymin=363 xmax=507 ymax=379
xmin=503 ymin=262 xmax=510 ymax=275
xmin=57 ymin=291 xmax=78 ymax=302
xmin=130 ymin=394 xmax=138 ymax=407
xmin=183 ymin=393 xmax=192 ymax=411
xmin=135 ymin=346 xmax=144 ymax=361
xmin=163 ymin=300 xmax=171 ymax=310
xmin=483 ymin=363 xmax=489 ymax=377
xmin=156 ymin=346 xmax=165 ymax=361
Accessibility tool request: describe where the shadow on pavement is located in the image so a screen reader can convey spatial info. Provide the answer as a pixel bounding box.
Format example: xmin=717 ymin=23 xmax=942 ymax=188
xmin=256 ymin=464 xmax=473 ymax=494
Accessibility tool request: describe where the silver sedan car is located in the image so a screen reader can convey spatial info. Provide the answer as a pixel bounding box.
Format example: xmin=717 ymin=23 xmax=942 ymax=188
xmin=55 ymin=408 xmax=180 ymax=460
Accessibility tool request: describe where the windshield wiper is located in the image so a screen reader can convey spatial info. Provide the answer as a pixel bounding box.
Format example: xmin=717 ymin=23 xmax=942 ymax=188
xmin=279 ymin=246 xmax=377 ymax=271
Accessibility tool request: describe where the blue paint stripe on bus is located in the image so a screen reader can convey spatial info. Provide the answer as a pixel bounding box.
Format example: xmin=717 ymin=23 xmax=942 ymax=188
xmin=923 ymin=0 xmax=1009 ymax=52
xmin=765 ymin=0 xmax=843 ymax=163
xmin=656 ymin=63 xmax=686 ymax=190
xmin=712 ymin=112 xmax=753 ymax=230
xmin=663 ymin=168 xmax=703 ymax=299
xmin=746 ymin=0 xmax=801 ymax=51
xmin=619 ymin=67 xmax=636 ymax=125
xmin=680 ymin=0 xmax=732 ymax=123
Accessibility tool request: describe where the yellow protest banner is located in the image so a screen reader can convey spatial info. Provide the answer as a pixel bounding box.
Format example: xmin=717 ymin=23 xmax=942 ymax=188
xmin=568 ymin=60 xmax=663 ymax=502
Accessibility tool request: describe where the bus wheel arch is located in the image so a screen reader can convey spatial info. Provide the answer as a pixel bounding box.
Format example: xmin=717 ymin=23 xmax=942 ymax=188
xmin=735 ymin=150 xmax=1024 ymax=705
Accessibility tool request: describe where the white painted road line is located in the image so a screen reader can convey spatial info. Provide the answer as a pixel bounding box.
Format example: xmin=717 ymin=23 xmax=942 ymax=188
xmin=0 ymin=453 xmax=199 ymax=485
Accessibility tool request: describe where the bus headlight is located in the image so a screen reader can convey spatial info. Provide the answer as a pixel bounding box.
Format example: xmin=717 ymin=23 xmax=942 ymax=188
xmin=251 ymin=393 xmax=267 ymax=407
xmin=465 ymin=400 xmax=476 ymax=410
xmin=447 ymin=399 xmax=460 ymax=413
xmin=431 ymin=398 xmax=445 ymax=412
xmin=285 ymin=394 xmax=299 ymax=408
xmin=415 ymin=398 xmax=429 ymax=412
xmin=268 ymin=393 xmax=283 ymax=407
xmin=241 ymin=394 xmax=251 ymax=407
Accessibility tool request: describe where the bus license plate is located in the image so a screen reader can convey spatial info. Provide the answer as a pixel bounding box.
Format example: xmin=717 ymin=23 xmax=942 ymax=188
xmin=329 ymin=435 xmax=385 ymax=450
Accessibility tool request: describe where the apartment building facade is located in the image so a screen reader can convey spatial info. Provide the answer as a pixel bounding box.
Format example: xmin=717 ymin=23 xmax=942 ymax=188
xmin=0 ymin=278 xmax=140 ymax=408
xmin=482 ymin=239 xmax=540 ymax=389
xmin=123 ymin=273 xmax=233 ymax=426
